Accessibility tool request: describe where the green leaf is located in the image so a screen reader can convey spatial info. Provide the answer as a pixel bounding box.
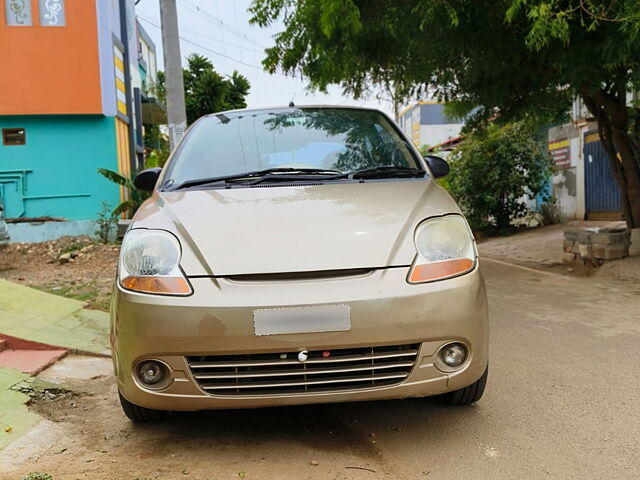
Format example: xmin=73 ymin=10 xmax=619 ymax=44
xmin=112 ymin=200 xmax=138 ymax=217
xmin=97 ymin=168 xmax=127 ymax=186
xmin=157 ymin=53 xmax=252 ymax=125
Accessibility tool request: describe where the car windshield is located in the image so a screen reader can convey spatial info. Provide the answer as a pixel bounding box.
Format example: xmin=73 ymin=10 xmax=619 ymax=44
xmin=163 ymin=108 xmax=422 ymax=187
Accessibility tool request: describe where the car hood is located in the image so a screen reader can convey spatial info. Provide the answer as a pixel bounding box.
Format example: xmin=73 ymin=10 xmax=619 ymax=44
xmin=132 ymin=180 xmax=461 ymax=276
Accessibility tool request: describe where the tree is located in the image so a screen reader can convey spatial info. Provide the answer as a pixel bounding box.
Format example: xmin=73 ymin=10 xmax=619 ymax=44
xmin=157 ymin=54 xmax=251 ymax=125
xmin=447 ymin=122 xmax=554 ymax=233
xmin=263 ymin=108 xmax=409 ymax=171
xmin=249 ymin=0 xmax=640 ymax=229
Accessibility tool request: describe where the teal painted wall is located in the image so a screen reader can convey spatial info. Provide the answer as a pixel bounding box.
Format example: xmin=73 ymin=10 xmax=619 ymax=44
xmin=0 ymin=115 xmax=120 ymax=220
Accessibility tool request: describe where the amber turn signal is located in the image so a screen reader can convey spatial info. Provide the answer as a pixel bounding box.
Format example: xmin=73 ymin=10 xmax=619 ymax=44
xmin=408 ymin=258 xmax=474 ymax=284
xmin=121 ymin=276 xmax=192 ymax=295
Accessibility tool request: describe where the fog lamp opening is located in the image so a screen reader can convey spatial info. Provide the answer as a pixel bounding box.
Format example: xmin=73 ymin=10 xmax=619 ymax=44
xmin=436 ymin=343 xmax=468 ymax=371
xmin=137 ymin=360 xmax=167 ymax=386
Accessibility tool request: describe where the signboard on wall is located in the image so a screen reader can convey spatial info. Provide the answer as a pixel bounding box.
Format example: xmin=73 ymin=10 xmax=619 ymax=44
xmin=549 ymin=138 xmax=571 ymax=169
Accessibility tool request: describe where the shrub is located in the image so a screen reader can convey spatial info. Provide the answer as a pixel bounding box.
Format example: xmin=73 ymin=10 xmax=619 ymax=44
xmin=539 ymin=197 xmax=562 ymax=225
xmin=95 ymin=201 xmax=116 ymax=244
xmin=22 ymin=473 xmax=53 ymax=480
xmin=447 ymin=122 xmax=554 ymax=234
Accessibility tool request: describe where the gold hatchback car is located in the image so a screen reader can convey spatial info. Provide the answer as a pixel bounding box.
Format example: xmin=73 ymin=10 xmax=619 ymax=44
xmin=112 ymin=106 xmax=489 ymax=422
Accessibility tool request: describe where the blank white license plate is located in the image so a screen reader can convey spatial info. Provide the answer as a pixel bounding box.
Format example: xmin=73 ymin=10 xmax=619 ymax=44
xmin=253 ymin=304 xmax=351 ymax=336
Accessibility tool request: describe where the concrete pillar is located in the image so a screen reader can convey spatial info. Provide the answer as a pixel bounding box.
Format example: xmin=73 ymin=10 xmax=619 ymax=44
xmin=159 ymin=0 xmax=187 ymax=151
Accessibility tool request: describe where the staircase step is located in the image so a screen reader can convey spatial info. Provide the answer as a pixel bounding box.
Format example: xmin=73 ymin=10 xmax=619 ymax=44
xmin=0 ymin=349 xmax=67 ymax=375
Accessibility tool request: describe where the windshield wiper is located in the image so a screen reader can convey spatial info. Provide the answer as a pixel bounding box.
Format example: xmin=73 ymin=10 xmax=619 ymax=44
xmin=348 ymin=165 xmax=426 ymax=179
xmin=167 ymin=167 xmax=342 ymax=191
xmin=167 ymin=165 xmax=425 ymax=191
xmin=248 ymin=165 xmax=427 ymax=185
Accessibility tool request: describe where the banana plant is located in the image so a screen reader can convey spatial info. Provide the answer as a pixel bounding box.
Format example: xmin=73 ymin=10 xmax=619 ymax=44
xmin=97 ymin=168 xmax=151 ymax=218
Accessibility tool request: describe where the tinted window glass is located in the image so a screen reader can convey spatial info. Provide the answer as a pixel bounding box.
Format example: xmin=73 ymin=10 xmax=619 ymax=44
xmin=164 ymin=108 xmax=419 ymax=184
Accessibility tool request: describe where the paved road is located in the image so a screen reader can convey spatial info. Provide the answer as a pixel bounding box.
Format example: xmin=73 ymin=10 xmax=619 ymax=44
xmin=2 ymin=260 xmax=639 ymax=479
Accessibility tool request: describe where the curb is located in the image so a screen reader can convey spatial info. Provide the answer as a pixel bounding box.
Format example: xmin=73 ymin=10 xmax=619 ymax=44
xmin=480 ymin=256 xmax=571 ymax=279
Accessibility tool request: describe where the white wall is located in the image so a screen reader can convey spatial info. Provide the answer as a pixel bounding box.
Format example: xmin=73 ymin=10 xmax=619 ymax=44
xmin=419 ymin=123 xmax=464 ymax=148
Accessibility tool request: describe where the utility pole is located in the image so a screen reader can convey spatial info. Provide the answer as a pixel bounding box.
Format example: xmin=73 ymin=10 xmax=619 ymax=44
xmin=118 ymin=0 xmax=137 ymax=169
xmin=159 ymin=0 xmax=187 ymax=151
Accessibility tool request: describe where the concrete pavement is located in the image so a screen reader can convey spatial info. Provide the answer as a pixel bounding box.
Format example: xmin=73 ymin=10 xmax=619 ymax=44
xmin=0 ymin=368 xmax=39 ymax=450
xmin=477 ymin=221 xmax=627 ymax=267
xmin=0 ymin=260 xmax=638 ymax=479
xmin=0 ymin=279 xmax=109 ymax=355
xmin=0 ymin=279 xmax=110 ymax=451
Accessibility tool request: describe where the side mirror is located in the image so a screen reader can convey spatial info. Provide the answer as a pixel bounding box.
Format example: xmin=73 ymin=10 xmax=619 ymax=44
xmin=133 ymin=167 xmax=162 ymax=192
xmin=424 ymin=155 xmax=450 ymax=179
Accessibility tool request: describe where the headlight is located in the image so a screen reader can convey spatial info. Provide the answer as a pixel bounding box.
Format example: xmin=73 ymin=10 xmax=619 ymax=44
xmin=407 ymin=214 xmax=476 ymax=283
xmin=119 ymin=229 xmax=192 ymax=295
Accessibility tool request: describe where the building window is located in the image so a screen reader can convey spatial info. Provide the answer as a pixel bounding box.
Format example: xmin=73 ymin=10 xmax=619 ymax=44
xmin=2 ymin=128 xmax=26 ymax=146
xmin=39 ymin=0 xmax=65 ymax=26
xmin=4 ymin=0 xmax=32 ymax=26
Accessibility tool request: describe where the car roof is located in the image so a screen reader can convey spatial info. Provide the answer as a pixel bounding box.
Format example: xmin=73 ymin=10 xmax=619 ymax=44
xmin=208 ymin=105 xmax=386 ymax=117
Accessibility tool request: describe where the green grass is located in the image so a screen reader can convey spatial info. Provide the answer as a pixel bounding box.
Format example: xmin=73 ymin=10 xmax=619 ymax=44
xmin=33 ymin=281 xmax=111 ymax=312
xmin=33 ymin=281 xmax=112 ymax=312
xmin=57 ymin=240 xmax=93 ymax=255
xmin=36 ymin=282 xmax=97 ymax=303
xmin=22 ymin=473 xmax=54 ymax=480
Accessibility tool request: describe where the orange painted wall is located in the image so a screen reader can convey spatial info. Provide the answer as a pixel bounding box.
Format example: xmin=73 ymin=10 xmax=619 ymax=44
xmin=0 ymin=0 xmax=103 ymax=115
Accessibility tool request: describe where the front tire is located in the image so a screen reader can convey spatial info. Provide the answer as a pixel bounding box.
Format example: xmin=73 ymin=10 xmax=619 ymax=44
xmin=438 ymin=366 xmax=488 ymax=405
xmin=118 ymin=391 xmax=164 ymax=422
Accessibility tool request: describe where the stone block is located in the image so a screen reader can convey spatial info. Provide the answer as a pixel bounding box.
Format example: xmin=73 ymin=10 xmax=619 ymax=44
xmin=117 ymin=219 xmax=132 ymax=239
xmin=630 ymin=228 xmax=640 ymax=256
xmin=578 ymin=244 xmax=593 ymax=259
xmin=592 ymin=244 xmax=627 ymax=260
xmin=564 ymin=228 xmax=587 ymax=242
xmin=562 ymin=252 xmax=577 ymax=264
xmin=589 ymin=231 xmax=629 ymax=246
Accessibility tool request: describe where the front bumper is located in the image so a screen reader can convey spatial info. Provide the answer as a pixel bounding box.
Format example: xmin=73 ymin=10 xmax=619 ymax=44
xmin=111 ymin=266 xmax=489 ymax=411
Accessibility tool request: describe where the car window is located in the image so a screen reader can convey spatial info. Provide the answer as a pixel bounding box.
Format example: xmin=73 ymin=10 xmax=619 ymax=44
xmin=164 ymin=108 xmax=420 ymax=185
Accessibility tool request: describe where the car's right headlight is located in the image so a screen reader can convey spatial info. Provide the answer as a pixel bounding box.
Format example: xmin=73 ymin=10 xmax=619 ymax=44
xmin=407 ymin=214 xmax=476 ymax=284
xmin=119 ymin=229 xmax=192 ymax=295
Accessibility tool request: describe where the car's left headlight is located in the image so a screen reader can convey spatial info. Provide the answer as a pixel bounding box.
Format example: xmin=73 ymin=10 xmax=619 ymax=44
xmin=407 ymin=214 xmax=477 ymax=284
xmin=119 ymin=229 xmax=192 ymax=295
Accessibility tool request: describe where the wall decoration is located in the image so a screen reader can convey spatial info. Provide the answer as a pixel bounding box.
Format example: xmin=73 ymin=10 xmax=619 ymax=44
xmin=39 ymin=0 xmax=66 ymax=26
xmin=5 ymin=0 xmax=32 ymax=26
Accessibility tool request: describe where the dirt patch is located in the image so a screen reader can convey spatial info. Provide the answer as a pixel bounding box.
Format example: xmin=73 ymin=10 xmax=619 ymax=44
xmin=477 ymin=221 xmax=640 ymax=281
xmin=0 ymin=237 xmax=119 ymax=311
xmin=595 ymin=255 xmax=640 ymax=283
xmin=5 ymin=365 xmax=394 ymax=480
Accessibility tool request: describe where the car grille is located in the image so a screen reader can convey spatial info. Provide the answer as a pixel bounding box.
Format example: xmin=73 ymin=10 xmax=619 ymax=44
xmin=186 ymin=344 xmax=420 ymax=396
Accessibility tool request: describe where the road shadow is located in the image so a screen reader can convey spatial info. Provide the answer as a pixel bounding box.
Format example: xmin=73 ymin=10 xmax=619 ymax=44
xmin=128 ymin=395 xmax=487 ymax=458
